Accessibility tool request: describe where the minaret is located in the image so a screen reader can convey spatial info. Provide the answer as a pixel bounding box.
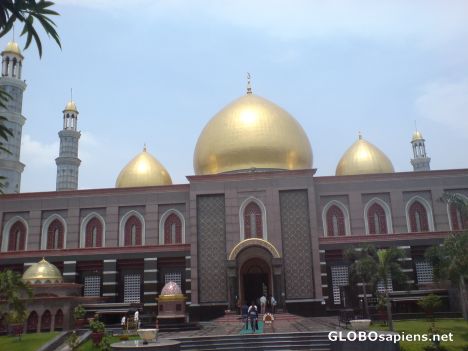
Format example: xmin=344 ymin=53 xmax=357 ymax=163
xmin=410 ymin=130 xmax=431 ymax=171
xmin=55 ymin=99 xmax=81 ymax=191
xmin=0 ymin=41 xmax=26 ymax=193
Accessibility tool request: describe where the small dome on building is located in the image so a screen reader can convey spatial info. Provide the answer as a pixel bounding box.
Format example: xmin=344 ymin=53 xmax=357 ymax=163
xmin=161 ymin=281 xmax=182 ymax=296
xmin=336 ymin=134 xmax=394 ymax=176
xmin=22 ymin=258 xmax=63 ymax=284
xmin=64 ymin=100 xmax=78 ymax=113
xmin=116 ymin=147 xmax=172 ymax=188
xmin=193 ymin=92 xmax=313 ymax=175
xmin=2 ymin=41 xmax=22 ymax=56
xmin=412 ymin=130 xmax=424 ymax=141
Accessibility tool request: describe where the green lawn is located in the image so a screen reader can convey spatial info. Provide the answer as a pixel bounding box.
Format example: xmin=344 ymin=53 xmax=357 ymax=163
xmin=78 ymin=334 xmax=139 ymax=351
xmin=371 ymin=319 xmax=468 ymax=351
xmin=0 ymin=332 xmax=59 ymax=351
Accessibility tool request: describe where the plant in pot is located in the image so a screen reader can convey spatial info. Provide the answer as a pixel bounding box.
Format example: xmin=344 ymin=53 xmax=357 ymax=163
xmin=73 ymin=305 xmax=86 ymax=329
xmin=89 ymin=317 xmax=105 ymax=346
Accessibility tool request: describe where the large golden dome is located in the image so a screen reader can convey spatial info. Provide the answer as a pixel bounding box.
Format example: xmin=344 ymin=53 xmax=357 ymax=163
xmin=116 ymin=147 xmax=172 ymax=188
xmin=336 ymin=134 xmax=394 ymax=176
xmin=193 ymin=93 xmax=313 ymax=175
xmin=22 ymin=258 xmax=63 ymax=284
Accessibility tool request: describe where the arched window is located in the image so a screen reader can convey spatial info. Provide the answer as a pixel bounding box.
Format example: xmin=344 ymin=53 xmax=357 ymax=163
xmin=164 ymin=213 xmax=182 ymax=244
xmin=124 ymin=215 xmax=142 ymax=246
xmin=409 ymin=201 xmax=429 ymax=232
xmin=8 ymin=221 xmax=26 ymax=251
xmin=85 ymin=217 xmax=103 ymax=248
xmin=54 ymin=309 xmax=64 ymax=330
xmin=41 ymin=310 xmax=51 ymax=332
xmin=243 ymin=202 xmax=263 ymax=239
xmin=367 ymin=203 xmax=388 ymax=234
xmin=27 ymin=311 xmax=38 ymax=333
xmin=449 ymin=203 xmax=468 ymax=230
xmin=47 ymin=219 xmax=64 ymax=249
xmin=326 ymin=205 xmax=346 ymax=236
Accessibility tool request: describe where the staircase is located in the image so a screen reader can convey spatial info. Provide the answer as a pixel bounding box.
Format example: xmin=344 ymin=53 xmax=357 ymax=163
xmin=176 ymin=331 xmax=331 ymax=351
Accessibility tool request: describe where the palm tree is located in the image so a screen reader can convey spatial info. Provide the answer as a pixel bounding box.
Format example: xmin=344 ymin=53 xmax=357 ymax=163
xmin=426 ymin=232 xmax=468 ymax=321
xmin=0 ymin=270 xmax=32 ymax=327
xmin=345 ymin=245 xmax=378 ymax=318
xmin=425 ymin=193 xmax=468 ymax=321
xmin=374 ymin=247 xmax=407 ymax=331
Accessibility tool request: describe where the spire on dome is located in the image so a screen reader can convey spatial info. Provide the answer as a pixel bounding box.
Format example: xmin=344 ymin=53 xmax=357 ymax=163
xmin=246 ymin=72 xmax=252 ymax=94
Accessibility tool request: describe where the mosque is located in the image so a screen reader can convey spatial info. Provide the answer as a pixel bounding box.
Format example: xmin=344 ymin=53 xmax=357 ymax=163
xmin=0 ymin=40 xmax=467 ymax=328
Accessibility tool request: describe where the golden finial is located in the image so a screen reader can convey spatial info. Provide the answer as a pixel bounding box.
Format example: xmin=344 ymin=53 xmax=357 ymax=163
xmin=246 ymin=72 xmax=252 ymax=94
xmin=143 ymin=143 xmax=147 ymax=152
xmin=358 ymin=131 xmax=362 ymax=140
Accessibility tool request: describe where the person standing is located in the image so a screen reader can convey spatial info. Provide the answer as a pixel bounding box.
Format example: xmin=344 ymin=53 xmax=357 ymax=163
xmin=248 ymin=301 xmax=258 ymax=333
xmin=121 ymin=315 xmax=126 ymax=331
xmin=271 ymin=296 xmax=277 ymax=314
xmin=134 ymin=309 xmax=140 ymax=329
xmin=241 ymin=303 xmax=249 ymax=330
xmin=260 ymin=294 xmax=267 ymax=315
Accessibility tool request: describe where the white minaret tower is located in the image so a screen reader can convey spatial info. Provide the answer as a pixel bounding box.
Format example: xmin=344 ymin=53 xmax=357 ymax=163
xmin=55 ymin=98 xmax=81 ymax=191
xmin=0 ymin=41 xmax=26 ymax=193
xmin=410 ymin=130 xmax=431 ymax=171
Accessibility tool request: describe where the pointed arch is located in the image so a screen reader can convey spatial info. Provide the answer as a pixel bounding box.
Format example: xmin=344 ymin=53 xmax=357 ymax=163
xmin=364 ymin=198 xmax=393 ymax=234
xmin=322 ymin=200 xmax=351 ymax=237
xmin=41 ymin=310 xmax=51 ymax=332
xmin=80 ymin=212 xmax=106 ymax=248
xmin=119 ymin=210 xmax=145 ymax=246
xmin=1 ymin=216 xmax=28 ymax=252
xmin=41 ymin=214 xmax=67 ymax=250
xmin=159 ymin=209 xmax=185 ymax=244
xmin=239 ymin=197 xmax=268 ymax=240
xmin=405 ymin=196 xmax=435 ymax=232
xmin=27 ymin=311 xmax=38 ymax=333
xmin=447 ymin=193 xmax=468 ymax=231
xmin=54 ymin=309 xmax=64 ymax=330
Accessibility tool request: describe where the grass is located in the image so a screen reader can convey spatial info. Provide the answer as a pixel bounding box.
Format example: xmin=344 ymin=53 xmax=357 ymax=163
xmin=0 ymin=332 xmax=59 ymax=351
xmin=78 ymin=334 xmax=139 ymax=351
xmin=371 ymin=319 xmax=468 ymax=351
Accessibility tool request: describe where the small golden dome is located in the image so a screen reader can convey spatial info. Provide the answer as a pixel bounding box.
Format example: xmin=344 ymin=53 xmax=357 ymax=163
xmin=194 ymin=93 xmax=312 ymax=175
xmin=412 ymin=130 xmax=423 ymax=141
xmin=336 ymin=134 xmax=394 ymax=176
xmin=22 ymin=258 xmax=63 ymax=284
xmin=64 ymin=100 xmax=78 ymax=113
xmin=116 ymin=147 xmax=172 ymax=188
xmin=3 ymin=41 xmax=22 ymax=56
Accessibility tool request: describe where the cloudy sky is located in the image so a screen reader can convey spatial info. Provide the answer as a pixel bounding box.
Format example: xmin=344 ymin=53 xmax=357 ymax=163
xmin=6 ymin=0 xmax=468 ymax=192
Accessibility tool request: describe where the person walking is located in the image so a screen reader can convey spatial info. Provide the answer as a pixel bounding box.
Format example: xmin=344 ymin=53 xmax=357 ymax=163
xmin=271 ymin=296 xmax=277 ymax=314
xmin=260 ymin=294 xmax=267 ymax=315
xmin=134 ymin=309 xmax=140 ymax=329
xmin=121 ymin=315 xmax=126 ymax=331
xmin=241 ymin=303 xmax=249 ymax=330
xmin=248 ymin=301 xmax=258 ymax=333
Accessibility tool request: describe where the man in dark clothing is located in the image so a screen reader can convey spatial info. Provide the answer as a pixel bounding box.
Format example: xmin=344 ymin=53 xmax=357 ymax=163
xmin=241 ymin=303 xmax=249 ymax=330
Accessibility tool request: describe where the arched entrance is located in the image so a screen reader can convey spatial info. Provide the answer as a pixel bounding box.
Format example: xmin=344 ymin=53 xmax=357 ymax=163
xmin=240 ymin=257 xmax=271 ymax=305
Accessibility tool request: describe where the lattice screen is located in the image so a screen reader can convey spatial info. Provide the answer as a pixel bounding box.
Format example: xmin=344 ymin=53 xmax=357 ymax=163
xmin=377 ymin=278 xmax=393 ymax=293
xmin=165 ymin=272 xmax=182 ymax=288
xmin=331 ymin=265 xmax=349 ymax=305
xmin=415 ymin=260 xmax=433 ymax=284
xmin=84 ymin=275 xmax=101 ymax=297
xmin=124 ymin=274 xmax=141 ymax=303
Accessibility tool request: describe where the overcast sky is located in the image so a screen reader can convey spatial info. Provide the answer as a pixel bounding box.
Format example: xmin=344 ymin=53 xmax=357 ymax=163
xmin=6 ymin=0 xmax=468 ymax=192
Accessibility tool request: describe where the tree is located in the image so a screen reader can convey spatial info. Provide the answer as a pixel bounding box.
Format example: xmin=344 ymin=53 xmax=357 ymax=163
xmin=374 ymin=247 xmax=407 ymax=331
xmin=426 ymin=232 xmax=468 ymax=321
xmin=417 ymin=293 xmax=442 ymax=321
xmin=345 ymin=245 xmax=378 ymax=318
xmin=0 ymin=270 xmax=32 ymax=326
xmin=0 ymin=0 xmax=61 ymax=192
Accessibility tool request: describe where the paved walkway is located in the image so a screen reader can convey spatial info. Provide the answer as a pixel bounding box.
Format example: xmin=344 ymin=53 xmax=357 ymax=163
xmin=160 ymin=315 xmax=341 ymax=339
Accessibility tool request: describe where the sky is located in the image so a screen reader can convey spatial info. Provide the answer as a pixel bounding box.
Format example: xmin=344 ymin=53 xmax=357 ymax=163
xmin=5 ymin=0 xmax=468 ymax=192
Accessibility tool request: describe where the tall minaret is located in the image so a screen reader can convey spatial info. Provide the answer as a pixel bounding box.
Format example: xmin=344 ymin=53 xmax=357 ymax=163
xmin=410 ymin=130 xmax=431 ymax=171
xmin=0 ymin=41 xmax=27 ymax=193
xmin=55 ymin=99 xmax=81 ymax=191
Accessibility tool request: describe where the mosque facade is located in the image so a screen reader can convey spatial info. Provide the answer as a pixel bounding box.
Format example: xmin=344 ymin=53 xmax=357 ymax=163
xmin=1 ymin=42 xmax=467 ymax=325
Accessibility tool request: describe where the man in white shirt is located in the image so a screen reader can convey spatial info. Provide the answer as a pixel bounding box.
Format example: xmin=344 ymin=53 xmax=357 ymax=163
xmin=260 ymin=295 xmax=267 ymax=314
xmin=134 ymin=310 xmax=140 ymax=329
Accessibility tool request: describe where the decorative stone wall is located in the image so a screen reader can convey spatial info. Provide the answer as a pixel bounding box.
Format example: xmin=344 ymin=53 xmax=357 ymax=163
xmin=197 ymin=195 xmax=227 ymax=303
xmin=279 ymin=190 xmax=314 ymax=299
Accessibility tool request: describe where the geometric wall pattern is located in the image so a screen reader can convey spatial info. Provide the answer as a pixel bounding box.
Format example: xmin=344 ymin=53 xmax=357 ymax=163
xmin=415 ymin=260 xmax=433 ymax=284
xmin=279 ymin=190 xmax=314 ymax=299
xmin=197 ymin=195 xmax=227 ymax=303
xmin=331 ymin=265 xmax=349 ymax=304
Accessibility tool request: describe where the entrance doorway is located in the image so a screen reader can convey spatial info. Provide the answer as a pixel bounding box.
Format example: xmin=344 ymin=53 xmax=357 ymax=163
xmin=240 ymin=258 xmax=271 ymax=305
